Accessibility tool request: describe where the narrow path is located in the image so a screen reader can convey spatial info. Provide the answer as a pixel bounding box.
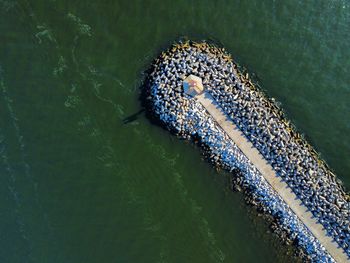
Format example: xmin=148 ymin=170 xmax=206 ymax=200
xmin=196 ymin=92 xmax=349 ymax=263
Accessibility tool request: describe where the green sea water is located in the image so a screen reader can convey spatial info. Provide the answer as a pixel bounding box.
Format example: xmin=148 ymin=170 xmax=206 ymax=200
xmin=0 ymin=1 xmax=349 ymax=262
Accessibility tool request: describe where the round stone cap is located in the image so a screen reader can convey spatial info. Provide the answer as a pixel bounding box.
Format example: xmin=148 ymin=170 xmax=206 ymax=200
xmin=183 ymin=75 xmax=204 ymax=97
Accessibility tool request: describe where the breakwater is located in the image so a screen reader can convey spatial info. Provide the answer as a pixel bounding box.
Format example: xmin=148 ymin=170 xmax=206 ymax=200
xmin=143 ymin=41 xmax=350 ymax=262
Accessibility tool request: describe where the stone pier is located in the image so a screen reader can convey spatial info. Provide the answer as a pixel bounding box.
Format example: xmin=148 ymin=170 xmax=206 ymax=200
xmin=193 ymin=91 xmax=349 ymax=263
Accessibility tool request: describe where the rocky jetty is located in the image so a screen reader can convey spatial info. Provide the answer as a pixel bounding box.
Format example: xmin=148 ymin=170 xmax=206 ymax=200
xmin=143 ymin=41 xmax=350 ymax=262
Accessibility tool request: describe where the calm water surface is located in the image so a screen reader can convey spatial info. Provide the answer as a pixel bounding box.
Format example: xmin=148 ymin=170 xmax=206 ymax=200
xmin=0 ymin=0 xmax=349 ymax=262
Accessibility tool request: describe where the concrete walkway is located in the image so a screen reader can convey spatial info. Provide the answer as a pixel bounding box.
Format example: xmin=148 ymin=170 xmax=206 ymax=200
xmin=196 ymin=92 xmax=349 ymax=263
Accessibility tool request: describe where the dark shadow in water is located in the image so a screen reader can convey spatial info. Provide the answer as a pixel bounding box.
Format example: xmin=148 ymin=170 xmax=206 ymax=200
xmin=122 ymin=109 xmax=145 ymax=124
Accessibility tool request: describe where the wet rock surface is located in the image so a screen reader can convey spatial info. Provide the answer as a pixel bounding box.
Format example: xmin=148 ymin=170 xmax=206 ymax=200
xmin=142 ymin=41 xmax=350 ymax=262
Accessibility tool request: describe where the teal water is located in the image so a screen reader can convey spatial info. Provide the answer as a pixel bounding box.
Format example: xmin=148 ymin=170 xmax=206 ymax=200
xmin=0 ymin=1 xmax=349 ymax=262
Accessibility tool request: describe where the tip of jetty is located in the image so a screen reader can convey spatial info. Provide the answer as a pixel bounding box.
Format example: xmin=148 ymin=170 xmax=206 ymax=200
xmin=143 ymin=40 xmax=350 ymax=262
